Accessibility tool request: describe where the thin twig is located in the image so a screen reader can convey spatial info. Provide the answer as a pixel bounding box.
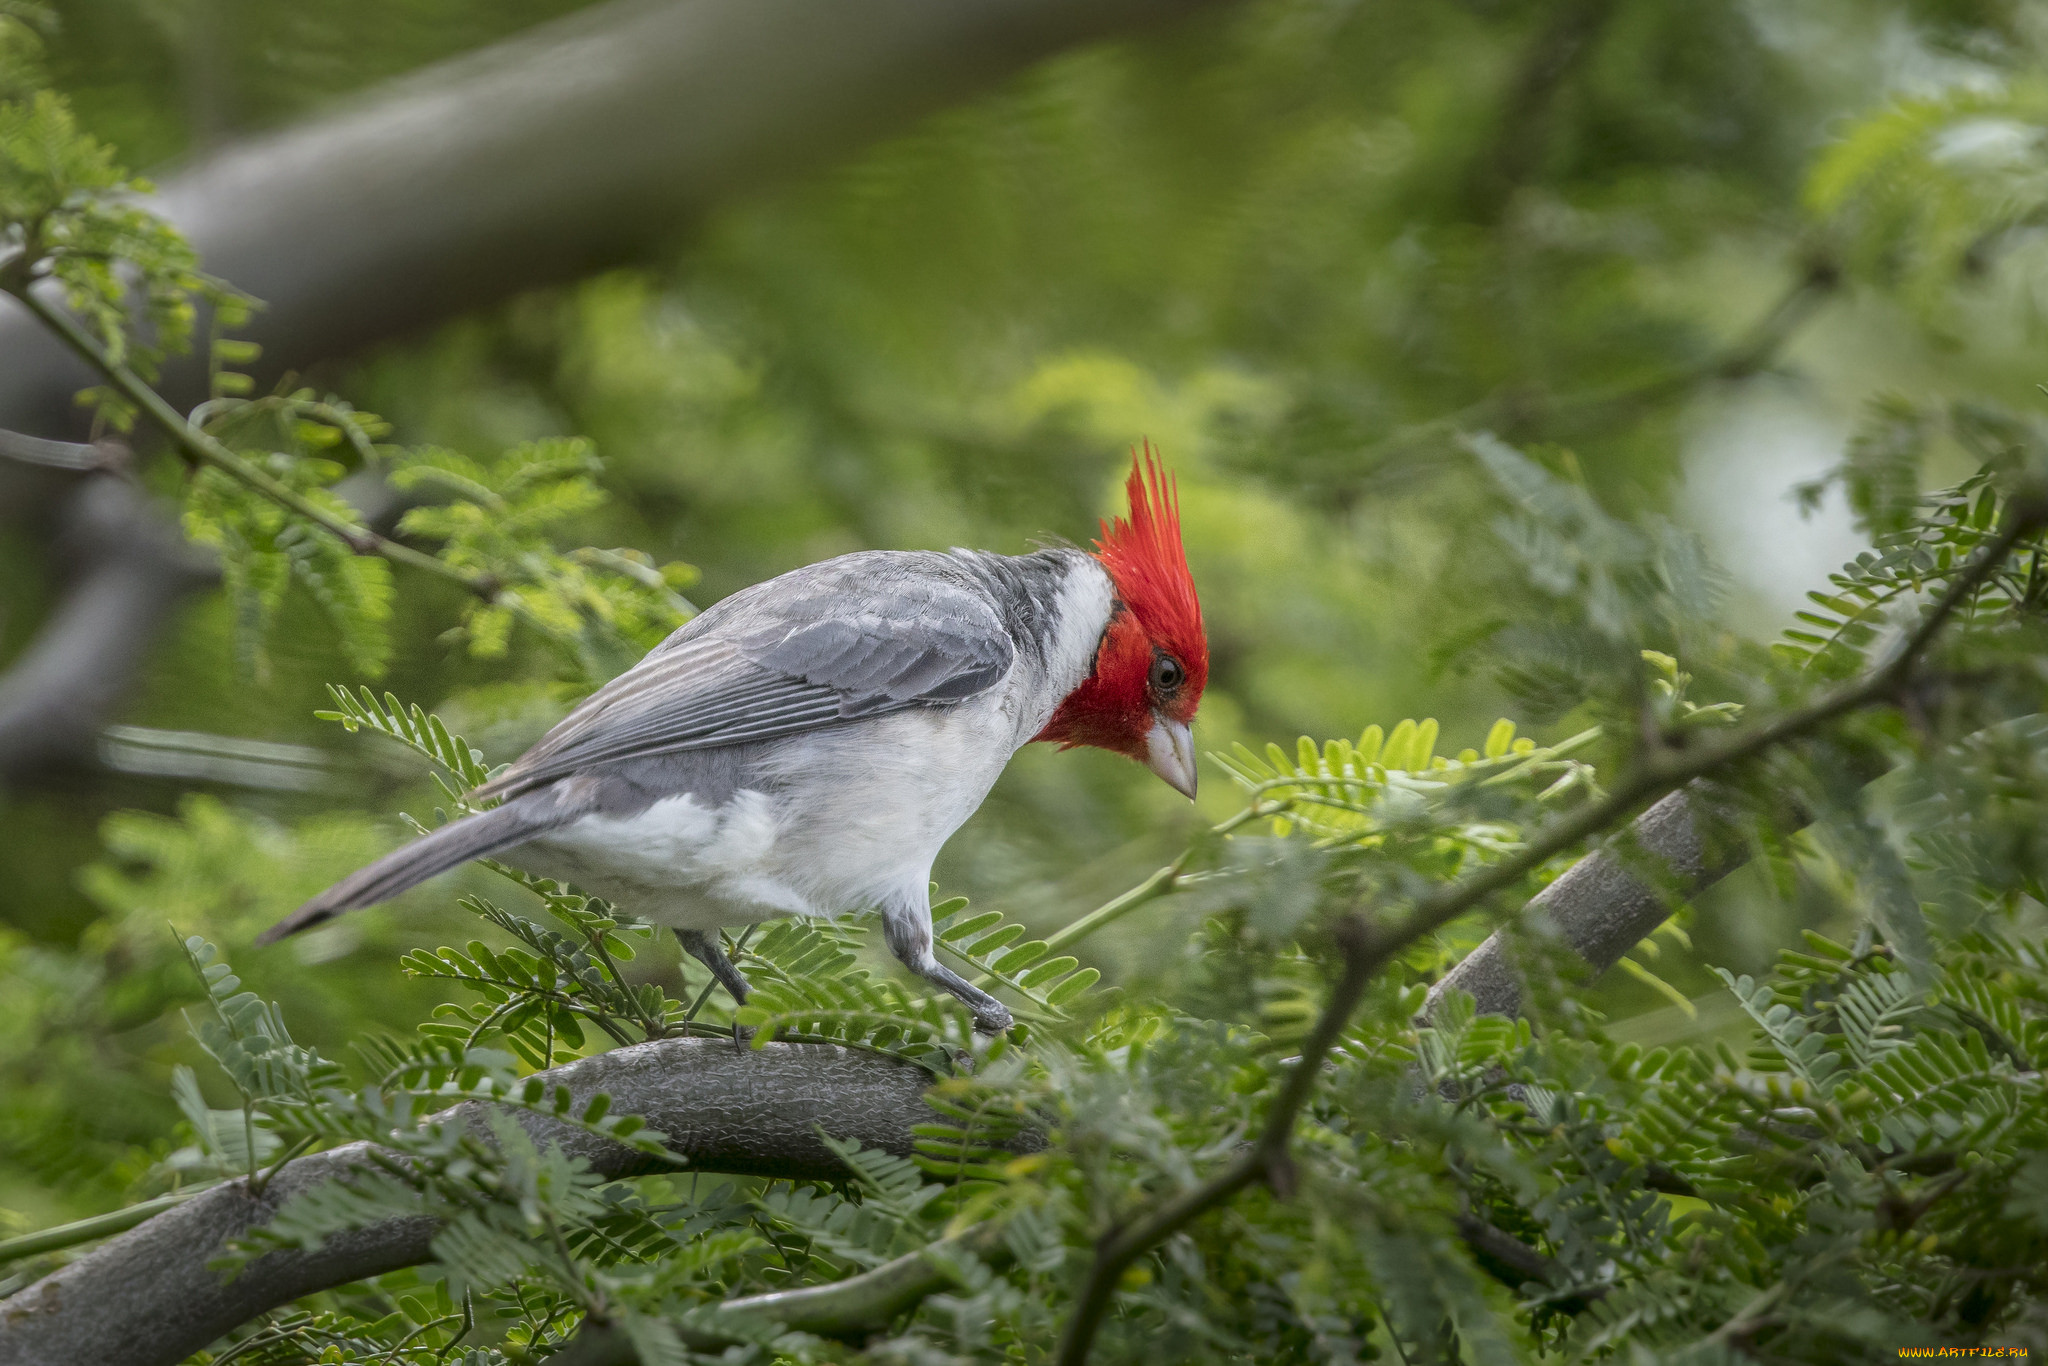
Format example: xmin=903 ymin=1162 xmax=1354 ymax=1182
xmin=0 ymin=282 xmax=498 ymax=600
xmin=994 ymin=801 xmax=1282 ymax=988
xmin=0 ymin=1185 xmax=215 ymax=1267
xmin=0 ymin=428 xmax=116 ymax=470
xmin=1050 ymin=500 xmax=2045 ymax=1366
xmin=247 ymin=1133 xmax=318 ymax=1197
xmin=1053 ymin=914 xmax=1380 ymax=1364
xmin=1350 ymin=263 xmax=1838 ymax=481
xmin=551 ymin=1222 xmax=1012 ymax=1363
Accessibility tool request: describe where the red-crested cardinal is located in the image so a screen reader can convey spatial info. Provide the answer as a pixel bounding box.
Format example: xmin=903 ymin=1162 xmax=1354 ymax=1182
xmin=259 ymin=451 xmax=1208 ymax=1033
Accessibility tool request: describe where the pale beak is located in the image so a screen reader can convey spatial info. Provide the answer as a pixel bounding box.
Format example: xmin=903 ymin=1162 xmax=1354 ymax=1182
xmin=1144 ymin=713 xmax=1198 ymax=800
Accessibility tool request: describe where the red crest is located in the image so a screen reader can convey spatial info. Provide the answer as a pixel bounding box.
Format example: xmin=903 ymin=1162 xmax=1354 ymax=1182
xmin=1037 ymin=443 xmax=1208 ymax=756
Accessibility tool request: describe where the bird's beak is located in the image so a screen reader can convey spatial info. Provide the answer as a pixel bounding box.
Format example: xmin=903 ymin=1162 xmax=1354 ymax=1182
xmin=1144 ymin=713 xmax=1198 ymax=800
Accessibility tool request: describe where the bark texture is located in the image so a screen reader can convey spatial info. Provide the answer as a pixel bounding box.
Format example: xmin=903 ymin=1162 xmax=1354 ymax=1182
xmin=0 ymin=1038 xmax=944 ymax=1366
xmin=1422 ymin=787 xmax=1748 ymax=1021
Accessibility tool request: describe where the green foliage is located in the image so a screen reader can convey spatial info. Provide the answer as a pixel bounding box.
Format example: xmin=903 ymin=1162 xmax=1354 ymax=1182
xmin=390 ymin=439 xmax=700 ymax=677
xmin=1 ymin=102 xmax=696 ymax=680
xmin=170 ymin=934 xmax=347 ymax=1181
xmin=318 ymin=682 xmax=497 ymax=797
xmin=732 ymin=916 xmax=982 ymax=1067
xmin=1808 ymin=80 xmax=2048 ymax=319
xmin=1212 ymin=713 xmax=1602 ymax=848
xmin=127 ymin=444 xmax=2048 ymax=1364
xmin=406 ymin=890 xmax=664 ymax=1067
xmin=177 ymin=389 xmax=700 ymax=682
xmin=1778 ymin=470 xmax=2047 ymax=677
xmin=929 ymin=897 xmax=1102 ymax=1019
xmin=0 ymin=88 xmax=247 ymax=422
xmin=0 ymin=3 xmax=48 ymax=102
xmin=18 ymin=2 xmax=2048 ymax=1361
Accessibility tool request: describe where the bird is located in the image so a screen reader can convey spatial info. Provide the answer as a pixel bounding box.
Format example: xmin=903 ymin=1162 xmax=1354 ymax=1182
xmin=258 ymin=450 xmax=1208 ymax=1034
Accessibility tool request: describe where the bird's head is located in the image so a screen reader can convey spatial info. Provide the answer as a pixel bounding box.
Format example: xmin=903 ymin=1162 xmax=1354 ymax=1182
xmin=1036 ymin=446 xmax=1209 ymax=799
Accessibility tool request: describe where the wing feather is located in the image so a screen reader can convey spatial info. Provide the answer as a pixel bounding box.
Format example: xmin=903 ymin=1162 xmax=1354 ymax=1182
xmin=472 ymin=552 xmax=1016 ymax=801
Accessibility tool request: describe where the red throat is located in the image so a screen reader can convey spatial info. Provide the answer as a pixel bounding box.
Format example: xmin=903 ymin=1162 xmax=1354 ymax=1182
xmin=1036 ymin=444 xmax=1208 ymax=758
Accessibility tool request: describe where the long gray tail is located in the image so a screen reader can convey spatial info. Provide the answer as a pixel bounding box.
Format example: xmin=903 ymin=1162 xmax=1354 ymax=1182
xmin=257 ymin=785 xmax=589 ymax=944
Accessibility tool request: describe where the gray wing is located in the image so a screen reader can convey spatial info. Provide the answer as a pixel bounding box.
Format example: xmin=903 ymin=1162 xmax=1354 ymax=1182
xmin=473 ymin=552 xmax=1013 ymax=801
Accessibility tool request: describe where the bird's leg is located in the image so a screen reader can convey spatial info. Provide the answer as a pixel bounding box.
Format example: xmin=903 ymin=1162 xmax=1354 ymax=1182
xmin=881 ymin=900 xmax=1013 ymax=1035
xmin=675 ymin=928 xmax=752 ymax=1048
xmin=676 ymin=928 xmax=751 ymax=1003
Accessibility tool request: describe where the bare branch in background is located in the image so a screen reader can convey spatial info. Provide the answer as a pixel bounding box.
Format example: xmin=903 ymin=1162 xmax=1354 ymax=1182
xmin=0 ymin=474 xmax=217 ymax=782
xmin=0 ymin=430 xmax=119 ymax=471
xmin=1464 ymin=0 xmax=1620 ymax=220
xmin=0 ymin=0 xmax=1229 ymax=439
xmin=1343 ymin=263 xmax=1840 ymax=497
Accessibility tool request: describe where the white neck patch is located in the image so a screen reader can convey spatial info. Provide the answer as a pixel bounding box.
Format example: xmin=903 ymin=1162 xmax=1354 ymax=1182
xmin=1034 ymin=555 xmax=1116 ymax=719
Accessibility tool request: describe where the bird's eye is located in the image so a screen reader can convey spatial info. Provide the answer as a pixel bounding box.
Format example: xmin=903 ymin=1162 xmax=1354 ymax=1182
xmin=1149 ymin=654 xmax=1185 ymax=695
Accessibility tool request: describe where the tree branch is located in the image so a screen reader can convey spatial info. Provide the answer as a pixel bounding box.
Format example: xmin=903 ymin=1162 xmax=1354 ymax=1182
xmin=0 ymin=475 xmax=218 ymax=782
xmin=1421 ymin=784 xmax=1740 ymax=1021
xmin=0 ymin=0 xmax=1230 ymax=440
xmin=0 ymin=430 xmax=116 ymax=472
xmin=552 ymin=1223 xmax=1012 ymax=1363
xmin=1048 ymin=499 xmax=2047 ymax=1366
xmin=1348 ymin=262 xmax=1839 ymax=491
xmin=1450 ymin=1213 xmax=1584 ymax=1296
xmin=1463 ymin=0 xmax=1619 ymax=221
xmin=2 ymin=281 xmax=497 ymax=598
xmin=0 ymin=1038 xmax=951 ymax=1366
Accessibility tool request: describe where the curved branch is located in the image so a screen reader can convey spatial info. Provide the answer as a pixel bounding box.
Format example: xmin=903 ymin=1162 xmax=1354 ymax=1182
xmin=1345 ymin=263 xmax=1839 ymax=492
xmin=1050 ymin=503 xmax=2047 ymax=1366
xmin=0 ymin=475 xmax=218 ymax=781
xmin=4 ymin=283 xmax=496 ymax=598
xmin=553 ymin=1223 xmax=1012 ymax=1363
xmin=0 ymin=0 xmax=1228 ymax=439
xmin=0 ymin=1038 xmax=945 ymax=1366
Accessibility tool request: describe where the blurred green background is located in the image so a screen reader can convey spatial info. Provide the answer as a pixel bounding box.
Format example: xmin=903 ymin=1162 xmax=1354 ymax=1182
xmin=4 ymin=0 xmax=2041 ymax=1229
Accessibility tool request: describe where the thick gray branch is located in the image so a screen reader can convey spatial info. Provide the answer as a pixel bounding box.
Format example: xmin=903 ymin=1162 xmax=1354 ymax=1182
xmin=0 ymin=1038 xmax=944 ymax=1366
xmin=1423 ymin=787 xmax=1747 ymax=1021
xmin=0 ymin=476 xmax=217 ymax=781
xmin=0 ymin=0 xmax=1222 ymax=438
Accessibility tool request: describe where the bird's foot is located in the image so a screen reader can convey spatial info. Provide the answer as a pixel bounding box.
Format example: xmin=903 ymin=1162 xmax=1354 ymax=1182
xmin=906 ymin=957 xmax=1012 ymax=1035
xmin=968 ymin=998 xmax=1014 ymax=1036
